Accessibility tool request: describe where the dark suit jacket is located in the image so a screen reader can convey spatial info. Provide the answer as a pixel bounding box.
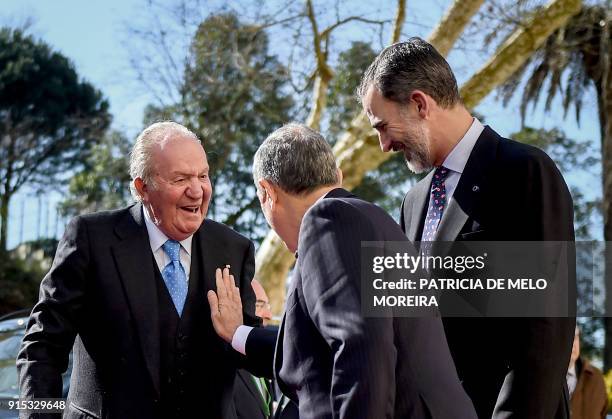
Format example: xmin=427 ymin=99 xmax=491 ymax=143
xmin=17 ymin=203 xmax=260 ymax=419
xmin=400 ymin=126 xmax=576 ymax=419
xmin=234 ymin=369 xmax=269 ymax=419
xmin=252 ymin=188 xmax=476 ymax=419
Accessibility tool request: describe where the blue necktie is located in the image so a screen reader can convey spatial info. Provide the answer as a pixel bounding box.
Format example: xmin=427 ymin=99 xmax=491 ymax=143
xmin=422 ymin=166 xmax=450 ymax=241
xmin=161 ymin=240 xmax=188 ymax=316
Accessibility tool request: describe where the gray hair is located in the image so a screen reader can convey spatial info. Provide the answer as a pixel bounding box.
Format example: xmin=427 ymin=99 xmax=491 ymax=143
xmin=253 ymin=123 xmax=338 ymax=195
xmin=129 ymin=121 xmax=201 ymax=201
xmin=357 ymin=37 xmax=461 ymax=108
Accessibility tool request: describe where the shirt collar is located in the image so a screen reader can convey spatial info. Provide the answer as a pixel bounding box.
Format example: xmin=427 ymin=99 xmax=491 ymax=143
xmin=142 ymin=205 xmax=193 ymax=256
xmin=441 ymin=118 xmax=484 ymax=174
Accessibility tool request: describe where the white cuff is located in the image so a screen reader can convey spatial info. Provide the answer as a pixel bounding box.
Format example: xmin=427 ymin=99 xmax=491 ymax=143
xmin=231 ymin=325 xmax=254 ymax=355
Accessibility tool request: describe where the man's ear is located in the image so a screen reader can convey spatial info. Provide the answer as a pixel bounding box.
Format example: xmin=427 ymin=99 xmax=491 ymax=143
xmin=336 ymin=167 xmax=344 ymax=187
xmin=410 ymin=90 xmax=430 ymax=118
xmin=258 ymin=179 xmax=278 ymax=207
xmin=134 ymin=178 xmax=148 ymax=201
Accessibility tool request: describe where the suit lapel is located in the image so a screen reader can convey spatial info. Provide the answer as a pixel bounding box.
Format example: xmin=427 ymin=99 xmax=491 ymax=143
xmin=237 ymin=371 xmax=267 ymax=416
xmin=195 ymin=219 xmax=230 ymax=295
xmin=436 ymin=126 xmax=500 ymax=241
xmin=435 ymin=198 xmax=470 ymax=241
xmin=111 ymin=203 xmax=161 ymax=396
xmin=405 ymin=171 xmax=434 ymax=242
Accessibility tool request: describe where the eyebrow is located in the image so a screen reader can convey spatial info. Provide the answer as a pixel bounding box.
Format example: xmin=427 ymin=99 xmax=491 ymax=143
xmin=170 ymin=168 xmax=209 ymax=177
xmin=372 ymin=120 xmax=385 ymax=130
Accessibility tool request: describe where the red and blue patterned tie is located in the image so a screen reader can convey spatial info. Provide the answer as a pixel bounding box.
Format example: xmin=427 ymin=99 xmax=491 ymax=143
xmin=422 ymin=166 xmax=450 ymax=241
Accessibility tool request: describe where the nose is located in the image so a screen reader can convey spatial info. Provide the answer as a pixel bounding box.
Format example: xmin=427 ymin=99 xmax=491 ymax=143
xmin=379 ymin=132 xmax=392 ymax=152
xmin=185 ymin=177 xmax=204 ymax=199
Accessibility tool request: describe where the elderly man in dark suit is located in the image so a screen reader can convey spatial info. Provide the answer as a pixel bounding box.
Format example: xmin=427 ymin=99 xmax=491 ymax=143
xmin=358 ymin=37 xmax=576 ymax=418
xmin=208 ymin=123 xmax=476 ymax=419
xmin=17 ymin=122 xmax=260 ymax=418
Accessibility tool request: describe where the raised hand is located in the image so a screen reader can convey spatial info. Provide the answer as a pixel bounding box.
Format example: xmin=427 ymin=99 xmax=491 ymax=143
xmin=207 ymin=265 xmax=244 ymax=343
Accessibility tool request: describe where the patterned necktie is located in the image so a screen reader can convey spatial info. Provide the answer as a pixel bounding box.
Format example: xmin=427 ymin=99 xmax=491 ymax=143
xmin=161 ymin=239 xmax=188 ymax=316
xmin=422 ymin=166 xmax=450 ymax=241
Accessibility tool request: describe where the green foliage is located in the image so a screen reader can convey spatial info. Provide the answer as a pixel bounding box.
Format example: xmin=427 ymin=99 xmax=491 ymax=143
xmin=58 ymin=131 xmax=132 ymax=218
xmin=327 ymin=41 xmax=376 ymax=140
xmin=0 ymin=28 xmax=111 ymax=251
xmin=0 ymin=259 xmax=41 ymax=315
xmin=0 ymin=238 xmax=57 ymax=315
xmin=146 ymin=13 xmax=294 ymax=241
xmin=498 ymin=4 xmax=611 ymax=126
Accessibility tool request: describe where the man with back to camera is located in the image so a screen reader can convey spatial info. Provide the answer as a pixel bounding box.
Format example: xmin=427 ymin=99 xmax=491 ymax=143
xmin=207 ymin=122 xmax=477 ymax=419
xmin=358 ymin=37 xmax=576 ymax=418
xmin=17 ymin=121 xmax=263 ymax=418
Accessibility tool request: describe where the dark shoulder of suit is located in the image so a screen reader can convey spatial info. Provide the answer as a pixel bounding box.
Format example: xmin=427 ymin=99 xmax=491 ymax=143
xmin=287 ymin=189 xmax=477 ymax=419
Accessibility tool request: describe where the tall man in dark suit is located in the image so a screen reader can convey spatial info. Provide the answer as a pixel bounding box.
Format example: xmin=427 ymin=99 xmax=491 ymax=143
xmin=17 ymin=122 xmax=260 ymax=418
xmin=208 ymin=123 xmax=477 ymax=419
xmin=358 ymin=37 xmax=576 ymax=418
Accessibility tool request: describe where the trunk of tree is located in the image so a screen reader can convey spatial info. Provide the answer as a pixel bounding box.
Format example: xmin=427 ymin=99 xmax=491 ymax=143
xmin=306 ymin=72 xmax=333 ymax=131
xmin=0 ymin=191 xmax=10 ymax=253
xmin=428 ymin=0 xmax=485 ymax=56
xmin=460 ymin=0 xmax=582 ymax=108
xmin=256 ymin=0 xmax=411 ymax=314
xmin=0 ymin=130 xmax=15 ymax=254
xmin=258 ymin=0 xmax=583 ymax=313
xmin=256 ymin=0 xmax=487 ymax=314
xmin=390 ymin=0 xmax=406 ymax=44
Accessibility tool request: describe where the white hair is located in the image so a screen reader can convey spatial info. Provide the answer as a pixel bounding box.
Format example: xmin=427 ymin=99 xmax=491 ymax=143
xmin=129 ymin=121 xmax=201 ymax=201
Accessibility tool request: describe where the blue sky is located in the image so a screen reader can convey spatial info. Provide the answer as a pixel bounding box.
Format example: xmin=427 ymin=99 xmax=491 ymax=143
xmin=2 ymin=0 xmax=603 ymax=248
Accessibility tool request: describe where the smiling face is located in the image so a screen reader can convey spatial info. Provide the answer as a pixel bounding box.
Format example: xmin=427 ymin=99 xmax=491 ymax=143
xmin=363 ymin=85 xmax=433 ymax=174
xmin=138 ymin=135 xmax=212 ymax=241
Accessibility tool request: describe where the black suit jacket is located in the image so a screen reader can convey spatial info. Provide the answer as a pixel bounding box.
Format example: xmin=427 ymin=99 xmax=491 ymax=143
xmin=250 ymin=188 xmax=476 ymax=419
xmin=17 ymin=203 xmax=260 ymax=419
xmin=400 ymin=126 xmax=576 ymax=418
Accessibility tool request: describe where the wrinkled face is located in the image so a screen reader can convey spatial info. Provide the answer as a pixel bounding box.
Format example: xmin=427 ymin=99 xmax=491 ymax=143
xmin=363 ymin=85 xmax=433 ymax=174
xmin=140 ymin=136 xmax=212 ymax=241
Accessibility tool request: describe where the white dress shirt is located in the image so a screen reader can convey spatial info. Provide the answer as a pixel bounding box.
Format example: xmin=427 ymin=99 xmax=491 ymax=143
xmin=566 ymin=364 xmax=577 ymax=397
xmin=143 ymin=206 xmax=193 ymax=279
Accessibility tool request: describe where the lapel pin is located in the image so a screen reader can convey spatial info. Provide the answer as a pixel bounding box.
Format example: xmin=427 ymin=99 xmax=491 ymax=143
xmin=472 ymin=185 xmax=480 ymax=192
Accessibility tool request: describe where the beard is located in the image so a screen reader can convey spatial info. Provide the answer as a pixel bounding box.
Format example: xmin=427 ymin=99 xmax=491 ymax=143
xmin=400 ymin=125 xmax=433 ymax=174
